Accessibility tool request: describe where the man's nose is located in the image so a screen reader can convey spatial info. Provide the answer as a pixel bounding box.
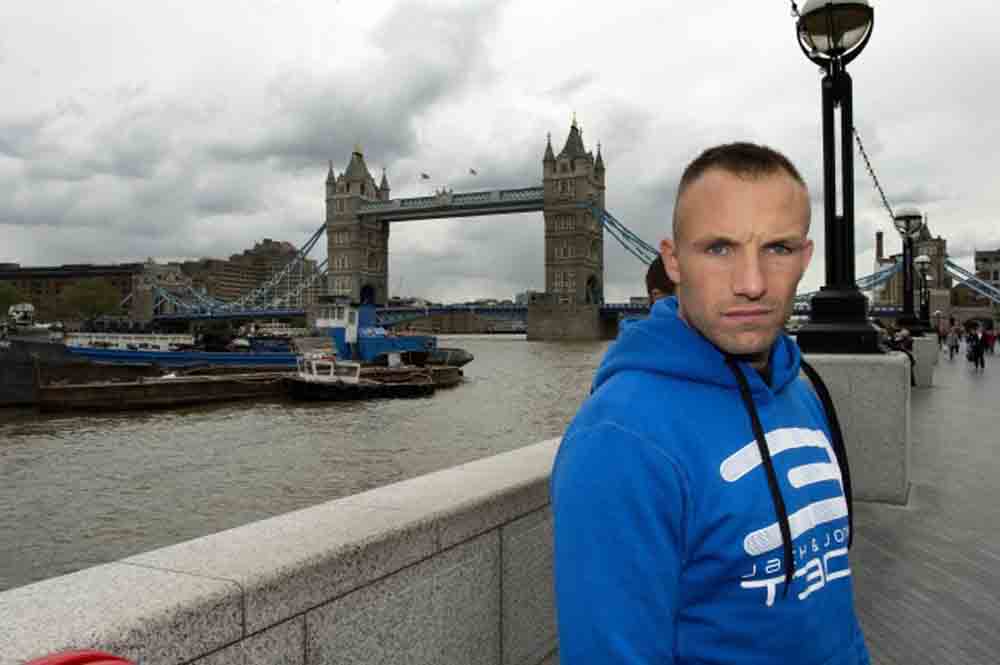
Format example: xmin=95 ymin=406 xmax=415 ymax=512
xmin=733 ymin=251 xmax=766 ymax=299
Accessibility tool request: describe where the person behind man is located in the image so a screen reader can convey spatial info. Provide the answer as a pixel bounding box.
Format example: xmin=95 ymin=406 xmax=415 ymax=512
xmin=552 ymin=142 xmax=869 ymax=664
xmin=646 ymin=254 xmax=676 ymax=303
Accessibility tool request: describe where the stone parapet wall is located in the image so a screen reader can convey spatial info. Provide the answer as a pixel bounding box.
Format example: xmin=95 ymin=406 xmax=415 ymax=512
xmin=803 ymin=353 xmax=911 ymax=504
xmin=910 ymin=336 xmax=938 ymax=387
xmin=0 ymin=441 xmax=560 ymax=665
xmin=0 ymin=354 xmax=914 ymax=664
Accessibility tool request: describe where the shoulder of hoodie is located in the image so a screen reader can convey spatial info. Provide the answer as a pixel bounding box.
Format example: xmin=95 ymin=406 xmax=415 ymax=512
xmin=564 ymin=360 xmax=695 ymax=482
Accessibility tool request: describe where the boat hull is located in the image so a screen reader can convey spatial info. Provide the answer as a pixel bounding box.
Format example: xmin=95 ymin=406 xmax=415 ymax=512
xmin=286 ymin=377 xmax=434 ymax=401
xmin=68 ymin=347 xmax=297 ymax=368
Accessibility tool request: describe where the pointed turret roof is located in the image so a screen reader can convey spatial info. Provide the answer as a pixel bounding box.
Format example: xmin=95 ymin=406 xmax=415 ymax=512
xmin=595 ymin=143 xmax=605 ymax=172
xmin=326 ymin=160 xmax=335 ymax=183
xmin=543 ymin=133 xmax=555 ymax=162
xmin=343 ymin=144 xmax=372 ymax=180
xmin=917 ymin=220 xmax=933 ymax=242
xmin=379 ymin=168 xmax=390 ymax=190
xmin=558 ymin=116 xmax=588 ymax=159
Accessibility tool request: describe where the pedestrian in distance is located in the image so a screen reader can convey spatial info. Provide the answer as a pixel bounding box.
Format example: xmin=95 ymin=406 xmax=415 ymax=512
xmin=946 ymin=325 xmax=961 ymax=361
xmin=552 ymin=142 xmax=869 ymax=665
xmin=968 ymin=324 xmax=987 ymax=371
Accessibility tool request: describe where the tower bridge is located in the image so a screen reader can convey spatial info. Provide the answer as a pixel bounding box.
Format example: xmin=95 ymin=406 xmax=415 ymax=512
xmin=148 ymin=118 xmax=925 ymax=336
xmin=325 ymin=119 xmax=609 ymax=339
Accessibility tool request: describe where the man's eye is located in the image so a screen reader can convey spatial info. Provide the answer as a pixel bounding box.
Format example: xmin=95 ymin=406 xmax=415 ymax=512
xmin=767 ymin=244 xmax=793 ymax=256
xmin=707 ymin=243 xmax=730 ymax=256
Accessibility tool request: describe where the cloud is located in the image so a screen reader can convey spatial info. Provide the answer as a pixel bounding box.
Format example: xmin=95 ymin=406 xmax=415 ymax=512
xmin=4 ymin=0 xmax=1000 ymax=304
xmin=542 ymin=73 xmax=597 ymax=99
xmin=0 ymin=0 xmax=509 ymax=269
xmin=209 ymin=0 xmax=505 ymax=172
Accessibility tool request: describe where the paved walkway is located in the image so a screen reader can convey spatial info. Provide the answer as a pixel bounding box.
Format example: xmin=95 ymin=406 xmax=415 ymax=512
xmin=852 ymin=345 xmax=1000 ymax=664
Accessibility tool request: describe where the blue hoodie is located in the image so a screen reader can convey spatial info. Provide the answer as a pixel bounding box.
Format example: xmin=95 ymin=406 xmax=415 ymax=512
xmin=551 ymin=297 xmax=870 ymax=665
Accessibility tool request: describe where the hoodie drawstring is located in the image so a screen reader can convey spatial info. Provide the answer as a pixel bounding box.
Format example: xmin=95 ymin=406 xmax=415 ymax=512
xmin=724 ymin=356 xmax=855 ymax=601
xmin=724 ymin=356 xmax=796 ymax=598
xmin=799 ymin=359 xmax=854 ymax=549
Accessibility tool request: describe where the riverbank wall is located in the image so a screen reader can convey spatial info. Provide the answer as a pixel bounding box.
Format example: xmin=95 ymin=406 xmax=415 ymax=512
xmin=0 ymin=440 xmax=560 ymax=665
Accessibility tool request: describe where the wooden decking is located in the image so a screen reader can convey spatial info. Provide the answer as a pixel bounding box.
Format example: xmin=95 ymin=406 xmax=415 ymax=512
xmin=851 ymin=349 xmax=1000 ymax=664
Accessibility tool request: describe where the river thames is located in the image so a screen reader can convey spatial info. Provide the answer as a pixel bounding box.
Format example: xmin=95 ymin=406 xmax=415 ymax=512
xmin=0 ymin=335 xmax=608 ymax=592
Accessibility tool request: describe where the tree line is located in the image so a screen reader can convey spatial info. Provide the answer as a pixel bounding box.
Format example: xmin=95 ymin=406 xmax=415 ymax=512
xmin=0 ymin=279 xmax=123 ymax=323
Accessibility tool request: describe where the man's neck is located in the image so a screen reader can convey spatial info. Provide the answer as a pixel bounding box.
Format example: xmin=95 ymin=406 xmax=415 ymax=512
xmin=675 ymin=302 xmax=772 ymax=382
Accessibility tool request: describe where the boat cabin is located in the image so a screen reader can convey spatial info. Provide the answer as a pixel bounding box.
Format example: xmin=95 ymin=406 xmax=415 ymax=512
xmin=314 ymin=302 xmax=359 ymax=344
xmin=296 ymin=351 xmax=361 ymax=384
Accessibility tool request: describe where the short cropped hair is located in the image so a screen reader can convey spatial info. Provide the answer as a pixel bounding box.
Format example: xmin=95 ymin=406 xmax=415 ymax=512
xmin=646 ymin=255 xmax=674 ymax=299
xmin=672 ymin=142 xmax=808 ymax=239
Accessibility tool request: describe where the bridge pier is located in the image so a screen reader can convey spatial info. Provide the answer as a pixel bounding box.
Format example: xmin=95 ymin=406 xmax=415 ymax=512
xmin=526 ymin=300 xmax=616 ymax=341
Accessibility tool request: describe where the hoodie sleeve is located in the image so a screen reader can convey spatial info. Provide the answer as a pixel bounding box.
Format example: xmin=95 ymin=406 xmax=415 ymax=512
xmin=551 ymin=422 xmax=689 ymax=664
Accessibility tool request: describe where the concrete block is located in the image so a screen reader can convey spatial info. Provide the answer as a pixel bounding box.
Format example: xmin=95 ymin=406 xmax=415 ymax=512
xmin=0 ymin=562 xmax=241 ymax=665
xmin=193 ymin=617 xmax=305 ymax=665
xmin=911 ymin=336 xmax=938 ymax=387
xmin=339 ymin=440 xmax=557 ymax=550
xmin=305 ymin=531 xmax=501 ymax=665
xmin=501 ymin=508 xmax=556 ymax=665
xmin=802 ymin=353 xmax=910 ymax=504
xmin=126 ymin=501 xmax=439 ymax=634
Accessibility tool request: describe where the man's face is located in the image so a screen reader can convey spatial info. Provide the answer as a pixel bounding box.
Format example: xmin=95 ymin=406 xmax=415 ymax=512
xmin=661 ymin=168 xmax=813 ymax=363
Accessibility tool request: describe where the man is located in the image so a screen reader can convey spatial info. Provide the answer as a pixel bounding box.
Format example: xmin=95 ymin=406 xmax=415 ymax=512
xmin=646 ymin=255 xmax=675 ymax=303
xmin=552 ymin=142 xmax=869 ymax=664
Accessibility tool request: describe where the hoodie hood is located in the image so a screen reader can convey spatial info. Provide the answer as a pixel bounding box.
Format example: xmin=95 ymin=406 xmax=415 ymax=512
xmin=595 ymin=296 xmax=802 ymax=397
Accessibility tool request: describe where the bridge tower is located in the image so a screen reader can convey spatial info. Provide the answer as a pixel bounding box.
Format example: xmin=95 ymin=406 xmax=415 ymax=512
xmin=542 ymin=117 xmax=605 ymax=305
xmin=529 ymin=118 xmax=613 ymax=340
xmin=326 ymin=146 xmax=390 ymax=305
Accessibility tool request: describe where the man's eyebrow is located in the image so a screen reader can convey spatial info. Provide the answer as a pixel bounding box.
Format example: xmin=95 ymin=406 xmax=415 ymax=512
xmin=689 ymin=233 xmax=738 ymax=247
xmin=763 ymin=234 xmax=807 ymax=246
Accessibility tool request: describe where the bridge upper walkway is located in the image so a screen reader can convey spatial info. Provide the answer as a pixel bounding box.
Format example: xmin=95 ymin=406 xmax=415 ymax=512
xmin=357 ymin=187 xmax=545 ymax=222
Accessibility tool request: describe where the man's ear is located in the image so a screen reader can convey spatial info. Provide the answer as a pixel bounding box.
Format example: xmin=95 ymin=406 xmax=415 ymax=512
xmin=660 ymin=238 xmax=681 ymax=285
xmin=801 ymin=238 xmax=815 ymax=271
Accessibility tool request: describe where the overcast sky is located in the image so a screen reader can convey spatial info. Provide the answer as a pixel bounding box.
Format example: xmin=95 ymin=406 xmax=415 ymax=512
xmin=2 ymin=1 xmax=999 ymax=303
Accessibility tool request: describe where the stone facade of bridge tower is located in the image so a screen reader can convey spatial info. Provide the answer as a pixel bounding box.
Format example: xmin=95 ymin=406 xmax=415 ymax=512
xmin=528 ymin=119 xmax=614 ymax=340
xmin=325 ymin=148 xmax=390 ymax=305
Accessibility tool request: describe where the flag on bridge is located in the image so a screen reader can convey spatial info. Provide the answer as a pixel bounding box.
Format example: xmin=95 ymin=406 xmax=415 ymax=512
xmin=469 ymin=168 xmax=478 ymax=175
xmin=420 ymin=173 xmax=431 ymax=180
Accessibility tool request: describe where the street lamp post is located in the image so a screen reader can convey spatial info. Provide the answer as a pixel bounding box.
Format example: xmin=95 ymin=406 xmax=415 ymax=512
xmin=915 ymin=254 xmax=931 ymax=323
xmin=893 ymin=207 xmax=926 ymax=334
xmin=793 ymin=0 xmax=880 ymax=353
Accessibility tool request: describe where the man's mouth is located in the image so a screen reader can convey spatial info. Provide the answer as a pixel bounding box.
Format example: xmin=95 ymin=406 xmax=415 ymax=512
xmin=723 ymin=308 xmax=773 ymax=320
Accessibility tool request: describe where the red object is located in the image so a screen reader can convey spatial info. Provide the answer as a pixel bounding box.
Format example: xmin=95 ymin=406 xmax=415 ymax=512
xmin=25 ymin=650 xmax=134 ymax=665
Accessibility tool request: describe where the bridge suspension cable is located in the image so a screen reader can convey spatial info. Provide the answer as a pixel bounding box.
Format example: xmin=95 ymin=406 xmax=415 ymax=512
xmin=944 ymin=260 xmax=1000 ymax=306
xmin=586 ymin=205 xmax=659 ymax=265
xmin=223 ymin=222 xmax=327 ymax=311
xmin=269 ymin=258 xmax=328 ymax=309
